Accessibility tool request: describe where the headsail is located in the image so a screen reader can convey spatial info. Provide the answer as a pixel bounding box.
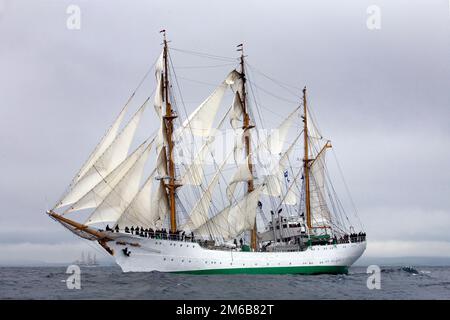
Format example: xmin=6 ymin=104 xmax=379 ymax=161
xmin=63 ymin=141 xmax=148 ymax=214
xmin=84 ymin=141 xmax=153 ymax=225
xmin=55 ymin=100 xmax=148 ymax=209
xmin=75 ymin=98 xmax=131 ymax=184
xmin=114 ymin=169 xmax=168 ymax=230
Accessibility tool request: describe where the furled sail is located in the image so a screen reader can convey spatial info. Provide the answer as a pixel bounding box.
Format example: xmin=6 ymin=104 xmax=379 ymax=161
xmin=64 ymin=141 xmax=148 ymax=214
xmin=194 ymin=187 xmax=262 ymax=240
xmin=55 ymin=100 xmax=148 ymax=209
xmin=84 ymin=141 xmax=153 ymax=225
xmin=309 ymin=143 xmax=332 ymax=227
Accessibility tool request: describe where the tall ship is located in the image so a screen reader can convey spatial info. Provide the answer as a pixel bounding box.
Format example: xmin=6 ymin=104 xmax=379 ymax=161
xmin=48 ymin=31 xmax=366 ymax=274
xmin=74 ymin=251 xmax=99 ymax=267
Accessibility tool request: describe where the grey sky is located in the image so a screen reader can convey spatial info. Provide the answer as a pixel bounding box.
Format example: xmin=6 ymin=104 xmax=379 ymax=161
xmin=0 ymin=0 xmax=449 ymax=264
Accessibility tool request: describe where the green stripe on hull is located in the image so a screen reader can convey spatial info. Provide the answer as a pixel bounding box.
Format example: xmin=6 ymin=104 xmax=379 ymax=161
xmin=173 ymin=265 xmax=348 ymax=275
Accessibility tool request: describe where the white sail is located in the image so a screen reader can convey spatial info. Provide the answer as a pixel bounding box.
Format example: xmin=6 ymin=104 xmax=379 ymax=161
xmin=114 ymin=168 xmax=169 ymax=230
xmin=155 ymin=118 xmax=169 ymax=179
xmin=182 ymin=152 xmax=232 ymax=231
xmin=309 ymin=144 xmax=331 ymax=227
xmin=180 ymin=142 xmax=210 ymax=186
xmin=284 ymin=187 xmax=297 ymax=205
xmin=75 ymin=100 xmax=131 ymax=184
xmin=178 ymin=70 xmax=239 ymax=138
xmin=114 ymin=173 xmax=154 ymax=229
xmin=114 ymin=178 xmax=169 ymax=230
xmin=156 ymin=146 xmax=168 ymax=177
xmin=261 ymin=107 xmax=300 ymax=156
xmin=84 ymin=142 xmax=153 ymax=225
xmin=226 ymin=158 xmax=253 ymax=201
xmin=229 ymin=92 xmax=245 ymax=163
xmin=56 ymin=101 xmax=147 ymax=209
xmin=261 ymin=131 xmax=302 ymax=198
xmin=154 ymin=52 xmax=164 ymax=118
xmin=230 ymin=92 xmax=243 ymax=130
xmin=64 ymin=142 xmax=148 ymax=213
xmin=146 ymin=179 xmax=170 ymax=228
xmin=232 ymin=128 xmax=244 ymax=163
xmin=194 ymin=187 xmax=262 ymax=240
xmin=226 ymin=70 xmax=243 ymax=96
xmin=226 ymin=108 xmax=299 ymax=201
xmin=156 ymin=118 xmax=168 ymax=151
xmin=179 ymin=106 xmax=230 ymax=186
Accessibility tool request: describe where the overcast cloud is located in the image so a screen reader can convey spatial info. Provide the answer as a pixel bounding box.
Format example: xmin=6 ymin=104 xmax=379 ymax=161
xmin=0 ymin=0 xmax=449 ymax=265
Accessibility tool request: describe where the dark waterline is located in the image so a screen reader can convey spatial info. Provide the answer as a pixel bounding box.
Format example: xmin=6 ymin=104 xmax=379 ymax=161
xmin=1 ymin=266 xmax=450 ymax=299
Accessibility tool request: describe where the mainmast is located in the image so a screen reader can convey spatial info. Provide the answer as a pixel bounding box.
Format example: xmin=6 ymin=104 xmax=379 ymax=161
xmin=161 ymin=30 xmax=178 ymax=233
xmin=302 ymin=87 xmax=312 ymax=229
xmin=237 ymin=44 xmax=257 ymax=251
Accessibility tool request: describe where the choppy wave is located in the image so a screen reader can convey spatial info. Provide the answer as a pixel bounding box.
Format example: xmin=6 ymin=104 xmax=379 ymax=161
xmin=0 ymin=266 xmax=449 ymax=299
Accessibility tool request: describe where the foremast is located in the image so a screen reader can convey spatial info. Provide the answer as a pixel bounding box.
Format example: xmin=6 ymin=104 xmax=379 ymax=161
xmin=161 ymin=30 xmax=179 ymax=233
xmin=237 ymin=44 xmax=257 ymax=251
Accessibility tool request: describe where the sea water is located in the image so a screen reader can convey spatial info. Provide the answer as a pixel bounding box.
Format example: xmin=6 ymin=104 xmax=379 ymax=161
xmin=0 ymin=266 xmax=449 ymax=299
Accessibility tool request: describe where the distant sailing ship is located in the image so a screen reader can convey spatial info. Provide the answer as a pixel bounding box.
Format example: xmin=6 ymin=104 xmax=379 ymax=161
xmin=47 ymin=31 xmax=366 ymax=274
xmin=74 ymin=251 xmax=99 ymax=267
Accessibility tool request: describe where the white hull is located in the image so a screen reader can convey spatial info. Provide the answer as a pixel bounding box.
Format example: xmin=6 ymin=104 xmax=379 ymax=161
xmin=109 ymin=234 xmax=366 ymax=274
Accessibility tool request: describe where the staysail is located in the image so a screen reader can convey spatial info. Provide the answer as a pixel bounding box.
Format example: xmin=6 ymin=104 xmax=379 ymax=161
xmin=114 ymin=168 xmax=169 ymax=229
xmin=309 ymin=142 xmax=332 ymax=227
xmin=261 ymin=130 xmax=302 ymax=199
xmin=194 ymin=187 xmax=263 ymax=240
xmin=63 ymin=141 xmax=148 ymax=214
xmin=182 ymin=151 xmax=233 ymax=232
xmin=55 ymin=100 xmax=148 ymax=209
xmin=226 ymin=107 xmax=300 ymax=201
xmin=75 ymin=97 xmax=132 ymax=184
xmin=84 ymin=141 xmax=153 ymax=225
